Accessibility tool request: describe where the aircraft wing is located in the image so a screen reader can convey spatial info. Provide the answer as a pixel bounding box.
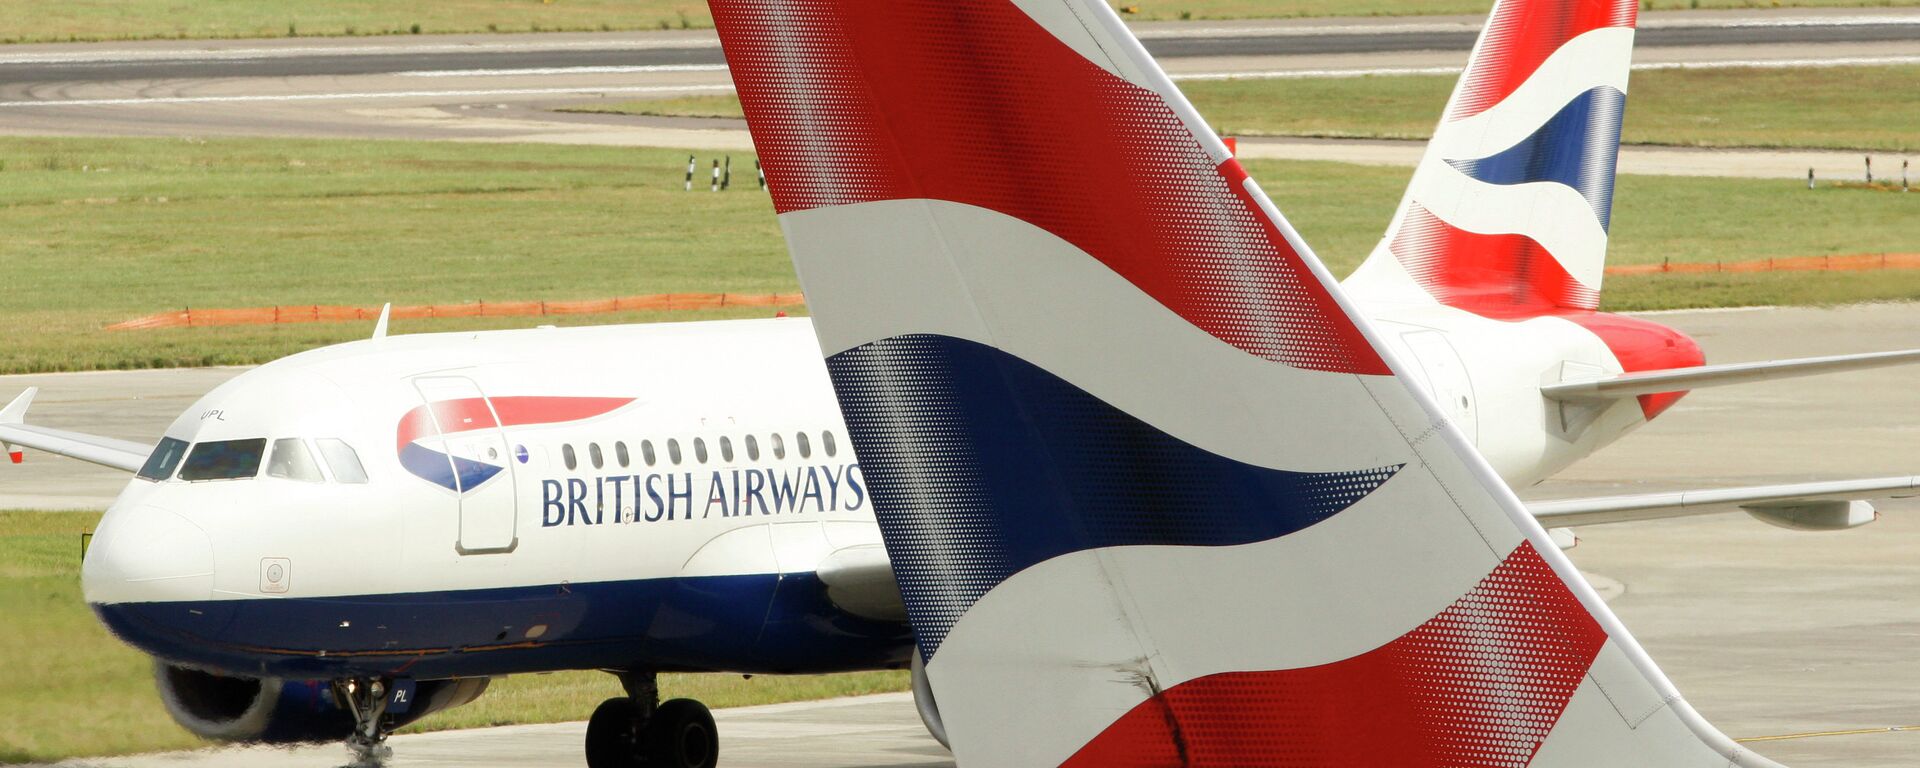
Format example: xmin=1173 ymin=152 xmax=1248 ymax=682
xmin=1543 ymin=348 xmax=1920 ymax=401
xmin=813 ymin=544 xmax=905 ymax=623
xmin=1529 ymin=475 xmax=1920 ymax=529
xmin=0 ymin=388 xmax=152 ymax=473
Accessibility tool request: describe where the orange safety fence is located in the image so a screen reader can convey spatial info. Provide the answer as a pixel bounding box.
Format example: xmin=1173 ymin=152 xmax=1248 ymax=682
xmin=106 ymin=293 xmax=808 ymax=331
xmin=1607 ymin=253 xmax=1920 ymax=276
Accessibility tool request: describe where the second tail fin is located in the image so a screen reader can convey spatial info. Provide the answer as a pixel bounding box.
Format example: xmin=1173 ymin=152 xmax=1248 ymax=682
xmin=1345 ymin=0 xmax=1636 ymax=318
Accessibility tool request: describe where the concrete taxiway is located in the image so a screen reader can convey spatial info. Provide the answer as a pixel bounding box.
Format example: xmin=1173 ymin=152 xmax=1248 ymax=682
xmin=15 ymin=302 xmax=1920 ymax=766
xmin=0 ymin=9 xmax=1914 ymax=179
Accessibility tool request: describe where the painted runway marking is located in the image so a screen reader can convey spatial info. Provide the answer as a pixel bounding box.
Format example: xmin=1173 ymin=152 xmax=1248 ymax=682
xmin=0 ymin=84 xmax=734 ymax=108
xmin=3 ymin=56 xmax=1915 ymax=107
xmin=1172 ymin=54 xmax=1920 ymax=81
xmin=397 ymin=64 xmax=729 ymax=77
xmin=1737 ymin=724 xmax=1920 ymax=743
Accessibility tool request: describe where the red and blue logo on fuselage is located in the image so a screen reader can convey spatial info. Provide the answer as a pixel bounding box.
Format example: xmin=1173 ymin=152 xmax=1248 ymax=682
xmin=396 ymin=396 xmax=633 ymax=492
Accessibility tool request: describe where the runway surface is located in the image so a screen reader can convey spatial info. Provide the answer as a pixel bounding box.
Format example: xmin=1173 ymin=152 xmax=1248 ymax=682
xmin=0 ymin=9 xmax=1914 ymax=179
xmin=17 ymin=302 xmax=1920 ymax=766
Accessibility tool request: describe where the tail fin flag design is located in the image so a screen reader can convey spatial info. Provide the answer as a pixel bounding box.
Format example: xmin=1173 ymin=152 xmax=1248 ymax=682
xmin=1347 ymin=0 xmax=1637 ymax=318
xmin=713 ymin=0 xmax=1782 ymax=765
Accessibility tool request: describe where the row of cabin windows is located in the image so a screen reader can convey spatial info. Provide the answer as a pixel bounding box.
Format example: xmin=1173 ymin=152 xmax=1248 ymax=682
xmin=559 ymin=431 xmax=839 ymax=472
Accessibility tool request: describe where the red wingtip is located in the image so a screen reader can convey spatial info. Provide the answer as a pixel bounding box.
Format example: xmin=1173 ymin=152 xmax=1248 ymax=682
xmin=9 ymin=450 xmax=23 ymax=464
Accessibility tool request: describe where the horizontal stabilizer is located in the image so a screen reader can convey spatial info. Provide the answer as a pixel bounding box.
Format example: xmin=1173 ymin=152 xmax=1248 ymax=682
xmin=1530 ymin=475 xmax=1919 ymax=528
xmin=0 ymin=389 xmax=152 ymax=473
xmin=1544 ymin=348 xmax=1920 ymax=401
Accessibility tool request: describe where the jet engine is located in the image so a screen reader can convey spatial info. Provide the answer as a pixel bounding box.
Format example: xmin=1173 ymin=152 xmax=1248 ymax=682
xmin=153 ymin=662 xmax=489 ymax=744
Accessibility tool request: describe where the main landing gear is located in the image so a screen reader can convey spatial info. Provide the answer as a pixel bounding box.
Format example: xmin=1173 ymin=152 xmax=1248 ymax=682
xmin=586 ymin=671 xmax=719 ymax=768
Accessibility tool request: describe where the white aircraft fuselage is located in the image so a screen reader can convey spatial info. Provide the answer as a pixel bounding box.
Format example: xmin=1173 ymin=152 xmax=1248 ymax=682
xmin=82 ymin=304 xmax=1698 ymax=683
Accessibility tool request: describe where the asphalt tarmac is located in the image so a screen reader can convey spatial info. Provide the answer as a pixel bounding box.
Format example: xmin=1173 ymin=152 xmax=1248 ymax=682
xmin=16 ymin=302 xmax=1920 ymax=766
xmin=0 ymin=9 xmax=1914 ymax=179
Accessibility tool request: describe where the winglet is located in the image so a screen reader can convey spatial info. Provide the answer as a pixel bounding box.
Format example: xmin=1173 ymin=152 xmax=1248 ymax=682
xmin=371 ymin=303 xmax=392 ymax=341
xmin=2 ymin=388 xmax=35 ymax=463
xmin=1 ymin=388 xmax=35 ymax=425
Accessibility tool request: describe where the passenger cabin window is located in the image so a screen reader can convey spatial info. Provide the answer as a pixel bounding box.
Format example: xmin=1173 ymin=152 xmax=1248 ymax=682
xmin=589 ymin=443 xmax=605 ymax=470
xmin=615 ymin=442 xmax=630 ymax=468
xmin=179 ymin=438 xmax=267 ymax=482
xmin=822 ymin=431 xmax=837 ymax=458
xmin=267 ymin=438 xmax=324 ymax=483
xmin=745 ymin=435 xmax=760 ymax=461
xmin=642 ymin=440 xmax=657 ymax=467
xmin=562 ymin=444 xmax=578 ymax=471
xmin=720 ymin=436 xmax=735 ymax=463
xmin=694 ymin=438 xmax=709 ymax=464
xmin=667 ymin=439 xmax=682 ymax=465
xmin=137 ymin=437 xmax=189 ymax=482
xmin=316 ymin=439 xmax=369 ymax=484
xmin=771 ymin=433 xmax=786 ymax=460
xmin=796 ymin=432 xmax=812 ymax=459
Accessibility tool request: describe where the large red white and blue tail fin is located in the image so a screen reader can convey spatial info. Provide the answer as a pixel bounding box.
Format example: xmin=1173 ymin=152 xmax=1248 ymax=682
xmin=711 ymin=1 xmax=1778 ymax=765
xmin=1344 ymin=0 xmax=1636 ymax=317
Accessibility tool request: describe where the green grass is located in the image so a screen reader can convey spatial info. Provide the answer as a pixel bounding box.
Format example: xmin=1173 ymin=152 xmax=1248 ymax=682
xmin=4 ymin=0 xmax=1919 ymax=42
xmin=576 ymin=64 xmax=1920 ymax=153
xmin=0 ymin=509 xmax=907 ymax=763
xmin=0 ymin=136 xmax=1914 ymax=375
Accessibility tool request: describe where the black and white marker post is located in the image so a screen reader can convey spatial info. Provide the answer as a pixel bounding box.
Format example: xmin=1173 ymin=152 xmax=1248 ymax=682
xmin=710 ymin=160 xmax=720 ymax=192
xmin=723 ymin=156 xmax=732 ymax=191
xmin=757 ymin=161 xmax=766 ymax=190
xmin=685 ymin=155 xmax=695 ymax=192
xmin=1866 ymin=155 xmax=1873 ymax=185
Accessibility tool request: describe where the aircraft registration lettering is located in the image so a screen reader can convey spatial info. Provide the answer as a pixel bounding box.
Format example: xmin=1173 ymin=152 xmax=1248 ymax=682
xmin=540 ymin=463 xmax=865 ymax=527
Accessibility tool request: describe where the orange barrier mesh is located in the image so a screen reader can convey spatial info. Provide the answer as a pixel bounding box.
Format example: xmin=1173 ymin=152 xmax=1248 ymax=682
xmin=1607 ymin=253 xmax=1920 ymax=276
xmin=105 ymin=293 xmax=808 ymax=331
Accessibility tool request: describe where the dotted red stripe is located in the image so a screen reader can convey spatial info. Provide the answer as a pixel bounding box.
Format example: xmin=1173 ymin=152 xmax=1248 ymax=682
xmin=1061 ymin=542 xmax=1606 ymax=767
xmin=712 ymin=0 xmax=1386 ymax=375
xmin=1390 ymin=204 xmax=1600 ymax=317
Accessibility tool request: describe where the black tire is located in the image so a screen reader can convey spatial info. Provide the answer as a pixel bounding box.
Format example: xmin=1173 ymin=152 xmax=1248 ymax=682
xmin=645 ymin=698 xmax=718 ymax=768
xmin=585 ymin=697 xmax=645 ymax=768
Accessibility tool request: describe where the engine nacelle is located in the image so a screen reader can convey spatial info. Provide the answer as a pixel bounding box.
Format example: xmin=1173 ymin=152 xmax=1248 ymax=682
xmin=154 ymin=662 xmax=489 ymax=744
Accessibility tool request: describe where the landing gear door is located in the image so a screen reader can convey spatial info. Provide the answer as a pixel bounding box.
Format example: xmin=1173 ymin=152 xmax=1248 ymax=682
xmin=1401 ymin=331 xmax=1479 ymax=445
xmin=411 ymin=376 xmax=519 ymax=555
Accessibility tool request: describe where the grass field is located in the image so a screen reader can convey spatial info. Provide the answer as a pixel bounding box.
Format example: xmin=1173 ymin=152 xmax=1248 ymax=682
xmin=0 ymin=509 xmax=909 ymax=763
xmin=0 ymin=136 xmax=1914 ymax=374
xmin=572 ymin=64 xmax=1920 ymax=153
xmin=1 ymin=0 xmax=1916 ymax=42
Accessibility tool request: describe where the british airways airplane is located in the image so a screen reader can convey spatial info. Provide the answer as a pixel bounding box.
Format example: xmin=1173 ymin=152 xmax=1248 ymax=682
xmin=3 ymin=0 xmax=1915 ymax=766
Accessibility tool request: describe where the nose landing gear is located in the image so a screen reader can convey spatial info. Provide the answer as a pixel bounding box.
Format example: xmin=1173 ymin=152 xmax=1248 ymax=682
xmin=333 ymin=678 xmax=394 ymax=768
xmin=586 ymin=671 xmax=718 ymax=768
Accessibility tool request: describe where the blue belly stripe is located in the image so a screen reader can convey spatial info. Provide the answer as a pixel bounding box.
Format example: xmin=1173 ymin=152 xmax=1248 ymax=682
xmin=1445 ymin=86 xmax=1626 ymax=231
xmin=92 ymin=573 xmax=911 ymax=681
xmin=826 ymin=335 xmax=1401 ymax=662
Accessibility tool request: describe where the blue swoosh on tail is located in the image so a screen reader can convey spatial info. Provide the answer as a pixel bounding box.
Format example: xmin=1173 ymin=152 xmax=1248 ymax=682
xmin=1446 ymin=86 xmax=1626 ymax=230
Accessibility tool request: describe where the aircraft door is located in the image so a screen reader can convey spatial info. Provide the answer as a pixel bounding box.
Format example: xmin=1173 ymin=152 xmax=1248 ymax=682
xmin=411 ymin=376 xmax=519 ymax=554
xmin=1400 ymin=331 xmax=1479 ymax=444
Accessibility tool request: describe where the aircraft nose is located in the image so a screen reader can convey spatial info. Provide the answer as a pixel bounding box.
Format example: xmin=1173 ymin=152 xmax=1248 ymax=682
xmin=82 ymin=505 xmax=214 ymax=605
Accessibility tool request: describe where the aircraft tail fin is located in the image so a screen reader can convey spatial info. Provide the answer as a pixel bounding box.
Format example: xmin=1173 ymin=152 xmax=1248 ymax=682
xmin=1344 ymin=0 xmax=1637 ymax=318
xmin=712 ymin=0 xmax=1779 ymax=765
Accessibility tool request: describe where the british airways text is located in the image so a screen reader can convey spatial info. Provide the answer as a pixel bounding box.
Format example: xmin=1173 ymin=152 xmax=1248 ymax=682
xmin=541 ymin=463 xmax=865 ymax=527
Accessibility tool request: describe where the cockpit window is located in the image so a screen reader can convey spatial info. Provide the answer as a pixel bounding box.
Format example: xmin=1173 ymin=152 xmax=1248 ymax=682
xmin=178 ymin=439 xmax=267 ymax=482
xmin=316 ymin=439 xmax=369 ymax=484
xmin=267 ymin=438 xmax=324 ymax=483
xmin=137 ymin=437 xmax=190 ymax=482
